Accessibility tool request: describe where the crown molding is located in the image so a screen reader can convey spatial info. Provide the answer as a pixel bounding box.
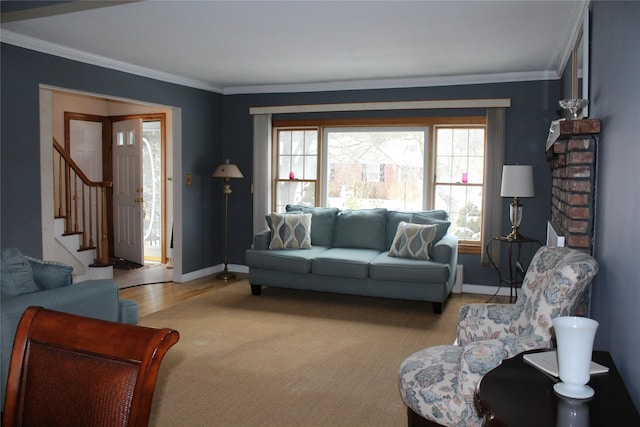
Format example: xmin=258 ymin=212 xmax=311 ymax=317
xmin=1 ymin=29 xmax=224 ymax=93
xmin=554 ymin=0 xmax=590 ymax=77
xmin=225 ymin=70 xmax=559 ymax=95
xmin=2 ymin=29 xmax=560 ymax=96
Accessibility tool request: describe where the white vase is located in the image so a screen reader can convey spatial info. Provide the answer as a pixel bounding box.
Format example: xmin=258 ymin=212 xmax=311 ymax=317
xmin=552 ymin=316 xmax=599 ymax=399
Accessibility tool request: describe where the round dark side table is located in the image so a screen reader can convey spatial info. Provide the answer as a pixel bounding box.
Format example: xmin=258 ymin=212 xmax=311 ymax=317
xmin=476 ymin=350 xmax=639 ymax=427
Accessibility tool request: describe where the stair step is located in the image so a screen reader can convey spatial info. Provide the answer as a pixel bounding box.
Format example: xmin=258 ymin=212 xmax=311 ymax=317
xmin=62 ymin=232 xmax=83 ymax=237
xmin=89 ymin=262 xmax=113 ymax=268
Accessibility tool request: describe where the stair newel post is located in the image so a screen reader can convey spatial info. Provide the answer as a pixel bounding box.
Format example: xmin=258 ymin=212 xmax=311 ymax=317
xmin=99 ymin=186 xmax=110 ymax=266
xmin=64 ymin=158 xmax=72 ymax=233
xmin=73 ymin=174 xmax=79 ymax=233
xmin=81 ymin=183 xmax=87 ymax=249
xmin=88 ymin=186 xmax=95 ymax=248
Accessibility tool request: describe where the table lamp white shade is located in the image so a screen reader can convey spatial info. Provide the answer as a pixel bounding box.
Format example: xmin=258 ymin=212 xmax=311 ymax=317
xmin=500 ymin=165 xmax=534 ymax=197
xmin=501 ymin=165 xmax=534 ymax=240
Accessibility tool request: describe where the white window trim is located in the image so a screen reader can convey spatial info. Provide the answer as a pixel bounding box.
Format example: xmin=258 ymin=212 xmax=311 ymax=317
xmin=250 ymin=99 xmax=510 ymax=115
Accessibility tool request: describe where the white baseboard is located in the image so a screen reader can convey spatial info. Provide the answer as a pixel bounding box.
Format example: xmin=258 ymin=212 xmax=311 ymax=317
xmin=174 ymin=263 xmax=249 ymax=283
xmin=176 ymin=264 xmax=511 ymax=297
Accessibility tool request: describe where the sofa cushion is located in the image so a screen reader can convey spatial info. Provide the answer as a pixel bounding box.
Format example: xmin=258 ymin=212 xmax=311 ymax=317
xmin=265 ymin=210 xmax=302 ymax=229
xmin=333 ymin=208 xmax=387 ymax=251
xmin=24 ymin=256 xmax=73 ymax=290
xmin=385 ymin=211 xmax=413 ymax=250
xmin=370 ymin=252 xmax=451 ymax=283
xmin=388 ymin=222 xmax=438 ymax=260
xmin=286 ymin=205 xmax=339 ymax=247
xmin=312 ymin=248 xmax=380 ymax=279
xmin=246 ymin=246 xmax=330 ymax=274
xmin=410 ymin=213 xmax=451 ymax=257
xmin=386 ymin=210 xmax=449 ymax=250
xmin=1 ymin=248 xmax=38 ymax=299
xmin=269 ymin=212 xmax=312 ymax=249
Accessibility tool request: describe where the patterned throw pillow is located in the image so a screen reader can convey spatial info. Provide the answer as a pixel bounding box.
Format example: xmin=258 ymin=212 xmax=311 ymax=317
xmin=388 ymin=221 xmax=438 ymax=260
xmin=269 ymin=213 xmax=312 ymax=249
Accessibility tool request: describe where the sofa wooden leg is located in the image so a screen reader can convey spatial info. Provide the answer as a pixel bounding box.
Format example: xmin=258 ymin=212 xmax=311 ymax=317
xmin=432 ymin=302 xmax=443 ymax=314
xmin=250 ymin=284 xmax=262 ymax=296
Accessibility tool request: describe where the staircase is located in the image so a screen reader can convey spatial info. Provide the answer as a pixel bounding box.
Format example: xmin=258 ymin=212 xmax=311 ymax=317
xmin=53 ymin=217 xmax=113 ymax=282
xmin=52 ymin=139 xmax=113 ymax=282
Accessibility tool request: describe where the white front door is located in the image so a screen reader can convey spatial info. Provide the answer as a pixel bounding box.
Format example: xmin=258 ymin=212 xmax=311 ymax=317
xmin=113 ymin=118 xmax=144 ymax=265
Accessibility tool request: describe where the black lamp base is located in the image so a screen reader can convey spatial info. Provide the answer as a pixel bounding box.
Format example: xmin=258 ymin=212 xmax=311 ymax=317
xmin=216 ymin=270 xmax=236 ymax=281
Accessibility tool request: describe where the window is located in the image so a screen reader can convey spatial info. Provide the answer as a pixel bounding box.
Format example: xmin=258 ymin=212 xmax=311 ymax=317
xmin=433 ymin=126 xmax=485 ymax=242
xmin=273 ymin=129 xmax=318 ymax=211
xmin=273 ymin=118 xmax=485 ymax=250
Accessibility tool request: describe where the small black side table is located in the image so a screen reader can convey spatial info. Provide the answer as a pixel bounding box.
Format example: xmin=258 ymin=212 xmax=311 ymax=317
xmin=485 ymin=235 xmax=541 ymax=302
xmin=476 ymin=350 xmax=640 ymax=427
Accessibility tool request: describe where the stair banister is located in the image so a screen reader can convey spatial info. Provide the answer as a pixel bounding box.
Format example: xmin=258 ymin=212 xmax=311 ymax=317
xmin=52 ymin=139 xmax=112 ymax=266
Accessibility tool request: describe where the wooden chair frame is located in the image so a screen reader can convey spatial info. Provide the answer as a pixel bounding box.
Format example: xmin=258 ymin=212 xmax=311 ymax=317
xmin=2 ymin=306 xmax=179 ymax=427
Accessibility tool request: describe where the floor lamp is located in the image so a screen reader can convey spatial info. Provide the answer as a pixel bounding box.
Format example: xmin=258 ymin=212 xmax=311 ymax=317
xmin=212 ymin=160 xmax=243 ymax=280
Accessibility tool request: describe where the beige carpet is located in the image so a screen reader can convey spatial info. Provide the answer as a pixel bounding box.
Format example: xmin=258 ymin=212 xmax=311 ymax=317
xmin=140 ymin=281 xmax=482 ymax=426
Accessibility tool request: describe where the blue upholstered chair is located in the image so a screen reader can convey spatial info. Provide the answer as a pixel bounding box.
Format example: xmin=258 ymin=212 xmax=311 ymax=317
xmin=1 ymin=248 xmax=139 ymax=410
xmin=398 ymin=246 xmax=598 ymax=427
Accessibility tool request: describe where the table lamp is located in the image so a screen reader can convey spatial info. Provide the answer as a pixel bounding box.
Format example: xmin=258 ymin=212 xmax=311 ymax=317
xmin=500 ymin=165 xmax=534 ymax=240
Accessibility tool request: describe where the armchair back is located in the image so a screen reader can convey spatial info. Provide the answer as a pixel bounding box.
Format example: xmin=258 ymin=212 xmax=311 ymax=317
xmin=513 ymin=246 xmax=599 ymax=342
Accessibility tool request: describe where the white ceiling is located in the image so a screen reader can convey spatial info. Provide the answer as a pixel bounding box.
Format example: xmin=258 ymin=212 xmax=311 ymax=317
xmin=1 ymin=0 xmax=588 ymax=94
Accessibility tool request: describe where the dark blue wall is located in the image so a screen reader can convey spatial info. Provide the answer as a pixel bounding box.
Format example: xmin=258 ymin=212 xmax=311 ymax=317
xmin=0 ymin=44 xmax=223 ymax=273
xmin=223 ymin=80 xmax=561 ymax=285
xmin=588 ymin=0 xmax=640 ymax=409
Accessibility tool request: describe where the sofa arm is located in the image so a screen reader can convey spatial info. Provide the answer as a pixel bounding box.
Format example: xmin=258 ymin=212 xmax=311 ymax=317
xmin=253 ymin=229 xmax=272 ymax=250
xmin=432 ymin=234 xmax=457 ymax=265
xmin=119 ymin=298 xmax=139 ymax=324
xmin=501 ymin=334 xmax=551 ymax=358
xmin=456 ymin=302 xmax=522 ymax=345
xmin=432 ymin=234 xmax=458 ymax=292
xmin=459 ymin=339 xmax=508 ymax=380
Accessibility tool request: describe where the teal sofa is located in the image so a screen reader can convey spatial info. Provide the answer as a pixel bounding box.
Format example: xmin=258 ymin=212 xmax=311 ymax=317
xmin=245 ymin=206 xmax=458 ymax=314
xmin=1 ymin=248 xmax=139 ymax=409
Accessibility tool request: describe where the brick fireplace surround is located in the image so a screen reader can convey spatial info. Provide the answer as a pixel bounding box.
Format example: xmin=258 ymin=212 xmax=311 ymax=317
xmin=546 ymin=119 xmax=601 ymax=254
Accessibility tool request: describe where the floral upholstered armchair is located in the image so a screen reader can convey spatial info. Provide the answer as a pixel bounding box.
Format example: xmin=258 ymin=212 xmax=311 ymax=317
xmin=398 ymin=246 xmax=598 ymax=427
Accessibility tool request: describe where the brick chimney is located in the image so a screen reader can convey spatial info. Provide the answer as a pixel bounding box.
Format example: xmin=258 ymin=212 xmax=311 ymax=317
xmin=546 ymin=119 xmax=600 ymax=254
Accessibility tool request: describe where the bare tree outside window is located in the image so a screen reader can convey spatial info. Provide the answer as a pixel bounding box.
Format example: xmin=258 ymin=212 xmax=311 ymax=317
xmin=325 ymin=128 xmax=425 ymax=210
xmin=272 ymin=119 xmax=485 ymax=248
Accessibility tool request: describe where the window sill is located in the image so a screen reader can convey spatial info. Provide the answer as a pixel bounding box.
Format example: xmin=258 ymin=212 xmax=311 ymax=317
xmin=458 ymin=242 xmax=481 ymax=255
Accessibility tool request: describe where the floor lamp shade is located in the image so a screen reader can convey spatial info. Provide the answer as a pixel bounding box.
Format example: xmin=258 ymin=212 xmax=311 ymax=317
xmin=212 ymin=160 xmax=243 ymax=280
xmin=500 ymin=165 xmax=534 ymax=240
xmin=212 ymin=161 xmax=244 ymax=181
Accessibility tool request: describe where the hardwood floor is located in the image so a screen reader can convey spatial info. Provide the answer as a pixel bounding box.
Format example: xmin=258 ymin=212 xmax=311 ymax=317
xmin=118 ymin=272 xmax=247 ymax=317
